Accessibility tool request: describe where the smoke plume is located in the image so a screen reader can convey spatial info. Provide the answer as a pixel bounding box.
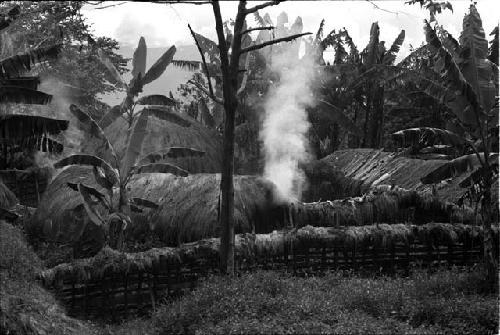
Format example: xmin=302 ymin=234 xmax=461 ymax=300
xmin=260 ymin=44 xmax=316 ymax=203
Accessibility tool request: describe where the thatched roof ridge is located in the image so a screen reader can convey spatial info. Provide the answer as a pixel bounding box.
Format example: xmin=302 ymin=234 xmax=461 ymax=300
xmin=40 ymin=223 xmax=497 ymax=287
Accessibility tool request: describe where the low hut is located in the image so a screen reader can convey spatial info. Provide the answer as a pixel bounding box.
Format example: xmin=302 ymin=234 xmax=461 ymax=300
xmin=34 ymin=167 xmax=277 ymax=247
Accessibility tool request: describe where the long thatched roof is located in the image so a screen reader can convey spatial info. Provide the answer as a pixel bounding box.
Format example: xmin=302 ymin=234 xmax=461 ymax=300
xmin=34 ymin=168 xmax=276 ymax=246
xmin=148 ymin=173 xmax=276 ymax=245
xmin=100 ymin=112 xmax=223 ymax=173
xmin=321 ymin=149 xmax=499 ymax=203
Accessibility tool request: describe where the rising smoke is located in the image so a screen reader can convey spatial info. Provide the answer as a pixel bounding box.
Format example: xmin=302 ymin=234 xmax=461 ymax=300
xmin=260 ymin=42 xmax=316 ymax=203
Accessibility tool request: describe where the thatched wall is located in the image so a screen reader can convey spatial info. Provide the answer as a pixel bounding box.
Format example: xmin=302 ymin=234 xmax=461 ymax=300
xmin=101 ymin=113 xmax=223 ymax=173
xmin=148 ymin=173 xmax=278 ymax=245
xmin=321 ymin=149 xmax=499 ymax=203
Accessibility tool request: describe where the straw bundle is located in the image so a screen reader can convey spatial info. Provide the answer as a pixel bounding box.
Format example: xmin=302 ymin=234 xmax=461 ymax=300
xmin=40 ymin=222 xmax=497 ymax=286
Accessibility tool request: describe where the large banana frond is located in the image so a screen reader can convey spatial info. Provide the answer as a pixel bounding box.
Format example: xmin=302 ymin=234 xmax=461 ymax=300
xmin=67 ymin=182 xmax=110 ymax=210
xmin=0 ymin=44 xmax=61 ymax=77
xmin=131 ymin=162 xmax=188 ymax=177
xmin=421 ymin=152 xmax=498 ymax=184
xmin=436 ymin=26 xmax=462 ymax=63
xmin=424 ymin=21 xmax=484 ymax=131
xmin=136 ymin=94 xmax=177 ymax=106
xmin=141 ymin=45 xmax=176 ymax=86
xmin=383 ymin=30 xmax=405 ymax=65
xmin=70 ymin=104 xmax=119 ymax=168
xmin=489 ymin=26 xmax=499 ymax=66
xmin=76 ymin=183 xmax=106 ymax=227
xmin=458 ymin=4 xmax=497 ymax=114
xmin=137 ymin=147 xmax=205 ymax=165
xmin=121 ymin=111 xmax=149 ymax=180
xmin=130 ymin=197 xmax=159 ymax=209
xmin=132 ymin=37 xmax=147 ymax=80
xmin=392 ymin=127 xmax=468 ymax=149
xmin=54 ymin=154 xmax=119 ymax=186
xmin=98 ymin=105 xmax=123 ymax=129
xmin=363 ymin=22 xmax=380 ymax=66
xmin=97 ymin=48 xmax=126 ymax=89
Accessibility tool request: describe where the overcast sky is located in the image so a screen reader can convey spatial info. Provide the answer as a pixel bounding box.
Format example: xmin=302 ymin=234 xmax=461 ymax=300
xmin=81 ymin=0 xmax=499 ymax=62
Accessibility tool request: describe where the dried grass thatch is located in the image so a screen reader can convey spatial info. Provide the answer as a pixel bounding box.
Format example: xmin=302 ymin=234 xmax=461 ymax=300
xmin=34 ymin=169 xmax=276 ymax=247
xmin=40 ymin=222 xmax=498 ymax=287
xmin=149 ymin=173 xmax=276 ymax=245
xmin=0 ymin=221 xmax=98 ymax=334
xmin=101 ymin=113 xmax=223 ymax=173
xmin=0 ymin=178 xmax=18 ymax=209
xmin=322 ymin=149 xmax=499 ymax=203
xmin=292 ymin=186 xmax=478 ymax=227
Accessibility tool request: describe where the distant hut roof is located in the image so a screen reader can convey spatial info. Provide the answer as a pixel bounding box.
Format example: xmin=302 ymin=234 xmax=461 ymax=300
xmin=101 ymin=113 xmax=223 ymax=173
xmin=321 ymin=149 xmax=498 ymax=203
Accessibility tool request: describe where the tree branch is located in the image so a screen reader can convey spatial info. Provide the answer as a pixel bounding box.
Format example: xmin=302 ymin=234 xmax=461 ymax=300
xmin=240 ymin=26 xmax=275 ymax=36
xmin=188 ymin=23 xmax=215 ymax=98
xmin=245 ymin=0 xmax=283 ymax=14
xmin=239 ymin=32 xmax=312 ymax=55
xmin=188 ymin=79 xmax=224 ymax=105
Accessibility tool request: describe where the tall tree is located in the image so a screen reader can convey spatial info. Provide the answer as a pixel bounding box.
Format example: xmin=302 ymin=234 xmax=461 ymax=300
xmin=209 ymin=0 xmax=310 ymax=274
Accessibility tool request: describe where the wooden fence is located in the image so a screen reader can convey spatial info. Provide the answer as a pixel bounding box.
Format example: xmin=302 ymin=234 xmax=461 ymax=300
xmin=41 ymin=225 xmax=495 ymax=322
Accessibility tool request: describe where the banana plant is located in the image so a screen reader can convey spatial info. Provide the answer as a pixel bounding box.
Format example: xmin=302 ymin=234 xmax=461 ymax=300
xmin=97 ymin=36 xmax=179 ymax=129
xmin=53 ymin=104 xmax=205 ymax=251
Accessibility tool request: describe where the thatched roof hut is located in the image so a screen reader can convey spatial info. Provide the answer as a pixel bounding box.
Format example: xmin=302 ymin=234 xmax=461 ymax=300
xmin=321 ymin=149 xmax=499 ymax=203
xmin=101 ymin=113 xmax=223 ymax=173
xmin=34 ymin=167 xmax=277 ymax=247
xmin=148 ymin=173 xmax=277 ymax=245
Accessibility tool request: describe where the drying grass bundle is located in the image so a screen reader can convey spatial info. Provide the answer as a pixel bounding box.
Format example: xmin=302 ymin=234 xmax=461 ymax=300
xmin=293 ymin=186 xmax=477 ymax=228
xmin=40 ymin=223 xmax=497 ymax=288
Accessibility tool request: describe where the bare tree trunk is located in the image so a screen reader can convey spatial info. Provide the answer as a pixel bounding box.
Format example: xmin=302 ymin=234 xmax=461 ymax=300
xmin=481 ymin=178 xmax=498 ymax=288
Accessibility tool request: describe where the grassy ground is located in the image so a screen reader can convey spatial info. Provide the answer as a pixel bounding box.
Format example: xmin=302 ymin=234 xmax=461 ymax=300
xmin=0 ymin=221 xmax=98 ymax=335
xmin=1 ymin=220 xmax=498 ymax=335
xmin=111 ymin=268 xmax=499 ymax=335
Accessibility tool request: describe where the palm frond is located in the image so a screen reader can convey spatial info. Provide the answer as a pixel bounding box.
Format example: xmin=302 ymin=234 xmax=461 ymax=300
xmin=0 ymin=44 xmax=61 ymax=78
